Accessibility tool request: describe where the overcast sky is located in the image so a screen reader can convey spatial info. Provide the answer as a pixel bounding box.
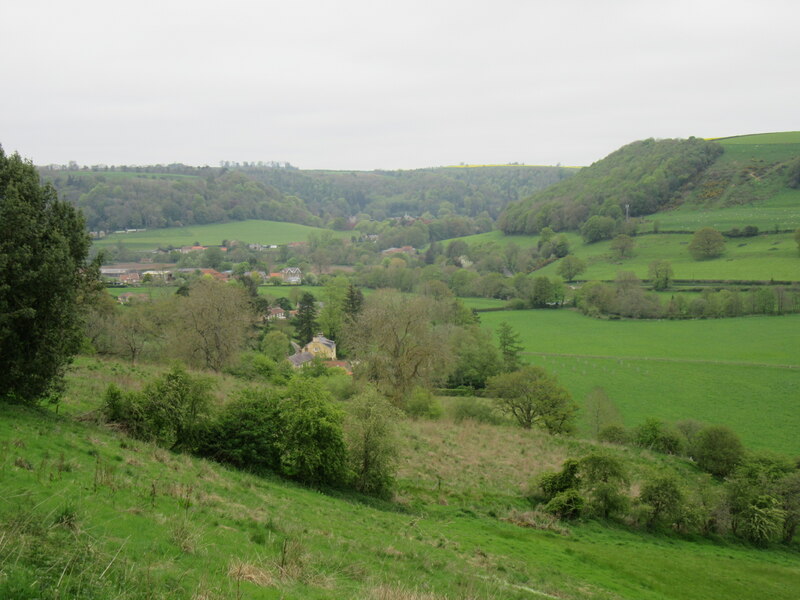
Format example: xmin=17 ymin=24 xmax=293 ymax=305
xmin=1 ymin=0 xmax=798 ymax=170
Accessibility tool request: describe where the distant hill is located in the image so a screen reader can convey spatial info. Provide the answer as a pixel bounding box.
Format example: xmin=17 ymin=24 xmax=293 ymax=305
xmin=498 ymin=132 xmax=800 ymax=235
xmin=39 ymin=163 xmax=574 ymax=233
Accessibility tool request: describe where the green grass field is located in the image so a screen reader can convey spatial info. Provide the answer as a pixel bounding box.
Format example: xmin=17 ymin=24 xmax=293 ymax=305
xmin=649 ymin=191 xmax=800 ymax=232
xmin=94 ymin=220 xmax=346 ymax=251
xmin=537 ymin=232 xmax=800 ymax=282
xmin=454 ymin=230 xmax=800 ymax=282
xmin=480 ymin=310 xmax=800 ymax=454
xmin=3 ymin=359 xmax=799 ymax=600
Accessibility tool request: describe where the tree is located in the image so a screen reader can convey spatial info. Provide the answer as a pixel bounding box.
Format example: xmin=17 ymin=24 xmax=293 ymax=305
xmin=0 ymin=148 xmax=95 ymax=404
xmin=171 ymin=278 xmax=253 ymax=371
xmin=448 ymin=326 xmax=502 ymax=389
xmin=688 ymin=227 xmax=725 ymax=260
xmin=343 ymin=290 xmax=454 ymax=406
xmin=648 ymin=259 xmax=674 ymax=290
xmin=690 ymin=425 xmax=745 ymax=478
xmin=486 ymin=366 xmax=577 ymax=433
xmin=344 ymin=386 xmax=401 ymax=498
xmin=584 ymin=387 xmax=621 ymax=438
xmin=496 ymin=321 xmax=523 ymax=372
xmin=294 ymin=292 xmax=318 ymax=345
xmin=556 ymin=255 xmax=586 ymax=282
xmin=343 ymin=282 xmax=365 ymax=320
xmin=580 ymin=215 xmax=616 ymax=243
xmin=610 ymin=234 xmax=635 ymax=259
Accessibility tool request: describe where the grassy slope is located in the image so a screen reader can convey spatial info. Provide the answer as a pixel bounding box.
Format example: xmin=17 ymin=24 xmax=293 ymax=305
xmin=94 ymin=220 xmax=348 ymax=251
xmin=2 ymin=358 xmax=799 ymax=599
xmin=480 ymin=310 xmax=800 ymax=455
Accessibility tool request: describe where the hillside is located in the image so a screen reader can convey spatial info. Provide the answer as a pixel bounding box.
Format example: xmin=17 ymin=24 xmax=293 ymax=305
xmin=2 ymin=357 xmax=799 ymax=600
xmin=39 ymin=164 xmax=573 ymax=233
xmin=498 ymin=133 xmax=800 ymax=235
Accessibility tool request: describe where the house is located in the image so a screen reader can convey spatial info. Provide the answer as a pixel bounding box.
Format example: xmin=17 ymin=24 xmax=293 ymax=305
xmin=303 ymin=334 xmax=336 ymax=360
xmin=267 ymin=307 xmax=287 ymax=320
xmin=281 ymin=267 xmax=302 ymax=284
xmin=287 ymin=334 xmax=337 ymax=367
xmin=119 ymin=272 xmax=141 ymax=285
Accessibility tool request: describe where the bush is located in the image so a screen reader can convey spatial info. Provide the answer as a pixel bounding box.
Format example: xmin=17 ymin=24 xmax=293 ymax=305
xmin=103 ymin=365 xmax=214 ymax=451
xmin=278 ymin=378 xmax=349 ymax=486
xmin=345 ymin=387 xmax=401 ymax=499
xmin=405 ymin=387 xmax=442 ymax=420
xmin=597 ymin=424 xmax=629 ymax=445
xmin=534 ymin=459 xmax=580 ymax=502
xmin=196 ymin=388 xmax=283 ymax=472
xmin=544 ymin=489 xmax=585 ymax=520
xmin=632 ymin=418 xmax=683 ymax=455
xmin=690 ymin=425 xmax=744 ymax=478
xmin=451 ymin=397 xmax=503 ymax=425
xmin=639 ymin=476 xmax=683 ymax=529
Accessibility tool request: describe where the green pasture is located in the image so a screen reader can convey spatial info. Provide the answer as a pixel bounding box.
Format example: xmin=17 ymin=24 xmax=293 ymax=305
xmin=459 ymin=296 xmax=509 ymax=310
xmin=649 ymin=191 xmax=800 ymax=232
xmin=536 ymin=232 xmax=800 ymax=282
xmin=94 ymin=220 xmax=346 ymax=251
xmin=713 ymin=131 xmax=800 ymax=165
xmin=480 ymin=310 xmax=800 ymax=454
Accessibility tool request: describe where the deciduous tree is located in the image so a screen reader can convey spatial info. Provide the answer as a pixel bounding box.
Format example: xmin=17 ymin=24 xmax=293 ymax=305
xmin=486 ymin=366 xmax=577 ymax=433
xmin=688 ymin=227 xmax=725 ymax=260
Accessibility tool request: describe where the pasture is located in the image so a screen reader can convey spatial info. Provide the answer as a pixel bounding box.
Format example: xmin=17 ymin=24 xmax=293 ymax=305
xmin=480 ymin=310 xmax=800 ymax=454
xmin=647 ymin=191 xmax=800 ymax=232
xmin=93 ymin=219 xmax=346 ymax=250
xmin=535 ymin=231 xmax=800 ymax=282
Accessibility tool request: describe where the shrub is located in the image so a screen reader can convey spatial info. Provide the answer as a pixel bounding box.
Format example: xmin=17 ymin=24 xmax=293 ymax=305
xmin=639 ymin=476 xmax=683 ymax=529
xmin=545 ymin=489 xmax=585 ymax=520
xmin=103 ymin=365 xmax=214 ymax=451
xmin=345 ymin=386 xmax=401 ymax=498
xmin=597 ymin=424 xmax=628 ymax=445
xmin=690 ymin=425 xmax=744 ymax=478
xmin=534 ymin=459 xmax=580 ymax=502
xmin=278 ymin=378 xmax=348 ymax=486
xmin=632 ymin=418 xmax=683 ymax=455
xmin=405 ymin=387 xmax=442 ymax=420
xmin=197 ymin=388 xmax=283 ymax=472
xmin=451 ymin=398 xmax=503 ymax=425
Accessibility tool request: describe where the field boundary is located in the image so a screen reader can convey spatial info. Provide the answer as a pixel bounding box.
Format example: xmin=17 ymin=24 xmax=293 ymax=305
xmin=523 ymin=351 xmax=800 ymax=370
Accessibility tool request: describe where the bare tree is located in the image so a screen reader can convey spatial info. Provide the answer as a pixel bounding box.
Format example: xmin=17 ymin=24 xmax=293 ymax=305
xmin=170 ymin=278 xmax=253 ymax=371
xmin=343 ymin=290 xmax=454 ymax=406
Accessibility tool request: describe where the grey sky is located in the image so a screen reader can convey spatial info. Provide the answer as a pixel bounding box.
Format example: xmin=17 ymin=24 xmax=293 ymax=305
xmin=2 ymin=0 xmax=797 ymax=170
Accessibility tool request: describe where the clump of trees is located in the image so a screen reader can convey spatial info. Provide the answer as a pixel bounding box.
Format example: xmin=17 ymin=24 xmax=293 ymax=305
xmin=105 ymin=369 xmax=400 ymax=495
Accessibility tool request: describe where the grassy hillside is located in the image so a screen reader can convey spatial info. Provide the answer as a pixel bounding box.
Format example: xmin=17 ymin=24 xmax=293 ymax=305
xmin=497 ymin=132 xmax=800 ymax=236
xmin=94 ymin=220 xmax=349 ymax=251
xmin=448 ymin=229 xmax=800 ymax=282
xmin=2 ymin=358 xmax=799 ymax=599
xmin=480 ymin=310 xmax=800 ymax=454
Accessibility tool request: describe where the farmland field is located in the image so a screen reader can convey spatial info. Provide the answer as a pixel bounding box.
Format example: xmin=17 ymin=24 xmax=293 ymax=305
xmin=480 ymin=310 xmax=800 ymax=454
xmin=93 ymin=220 xmax=347 ymax=250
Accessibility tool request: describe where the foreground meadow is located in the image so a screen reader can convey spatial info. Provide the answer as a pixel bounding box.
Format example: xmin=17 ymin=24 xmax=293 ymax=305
xmin=2 ymin=358 xmax=799 ymax=600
